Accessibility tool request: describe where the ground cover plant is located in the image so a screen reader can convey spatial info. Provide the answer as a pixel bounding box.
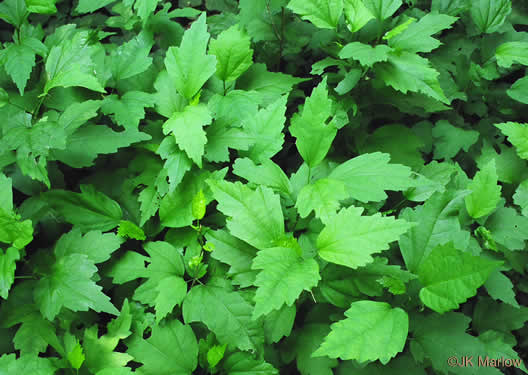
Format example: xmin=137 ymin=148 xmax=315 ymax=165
xmin=1 ymin=0 xmax=528 ymax=374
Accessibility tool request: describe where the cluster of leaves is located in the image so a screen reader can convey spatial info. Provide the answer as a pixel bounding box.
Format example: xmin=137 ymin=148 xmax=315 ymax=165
xmin=1 ymin=0 xmax=528 ymax=374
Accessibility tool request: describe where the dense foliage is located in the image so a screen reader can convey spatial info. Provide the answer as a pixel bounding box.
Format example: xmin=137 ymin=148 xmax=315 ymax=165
xmin=1 ymin=0 xmax=528 ymax=374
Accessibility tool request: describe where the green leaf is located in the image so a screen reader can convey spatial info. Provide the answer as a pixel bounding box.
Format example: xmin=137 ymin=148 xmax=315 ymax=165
xmin=404 ymin=161 xmax=456 ymax=202
xmin=237 ymin=63 xmax=307 ymax=106
xmin=496 ymin=42 xmax=528 ymax=68
xmin=513 ymin=179 xmax=528 ymax=216
xmin=208 ymin=180 xmax=285 ymax=250
xmin=222 ymin=352 xmax=278 ymax=375
xmin=41 ymin=185 xmax=122 ymax=232
xmin=399 ymin=190 xmax=468 ymax=273
xmin=205 ymin=229 xmax=258 ymax=288
xmin=473 ymin=297 xmax=528 ymax=334
xmin=44 ymin=31 xmax=105 ymax=95
xmin=0 ymin=173 xmax=12 ymax=211
xmin=75 ymin=0 xmax=116 ymax=13
xmin=0 ymin=88 xmax=8 ymax=108
xmin=126 ymin=319 xmax=198 ymax=375
xmin=95 ymin=369 xmax=133 ymax=375
xmin=0 ymin=0 xmax=27 ymax=27
xmin=507 ymin=76 xmax=528 ymax=104
xmin=243 ymin=96 xmax=288 ymax=163
xmin=252 ymin=246 xmax=320 ymax=319
xmin=59 ymin=100 xmax=103 ymax=135
xmin=465 ymin=159 xmax=501 ymax=219
xmin=296 ymin=178 xmax=347 ymax=224
xmin=485 ymin=270 xmax=519 ymax=307
xmin=487 ymin=207 xmax=528 ymax=250
xmin=133 ymin=0 xmax=160 ymax=21
xmin=110 ymin=32 xmax=153 ymax=81
xmin=0 ymin=248 xmax=20 ymax=299
xmin=314 ymin=301 xmax=408 ymax=364
xmin=26 ymin=0 xmax=56 ymax=14
xmin=183 ymin=284 xmax=262 ymax=351
xmin=155 ymin=276 xmax=187 ymax=322
xmin=233 ymin=158 xmax=292 ymax=197
xmin=210 ymin=24 xmax=253 ymax=82
xmin=191 ymin=189 xmax=206 ymax=220
xmin=410 ymin=312 xmax=488 ymax=375
xmin=339 ymin=42 xmax=392 ymax=67
xmin=133 ymin=242 xmax=186 ymax=306
xmin=362 ymin=0 xmax=402 ymax=20
xmin=479 ymin=330 xmax=528 ymax=373
xmin=0 ymin=211 xmax=33 ymax=249
xmin=107 ymin=251 xmax=149 ymax=284
xmin=101 ymin=91 xmax=155 ymax=130
xmin=54 ymin=228 xmax=123 ymax=264
xmin=2 ymin=38 xmax=43 ymax=95
xmin=239 ymin=0 xmax=281 ymax=42
xmin=52 ymin=126 xmax=151 ymax=168
xmin=204 ymin=121 xmax=254 ymax=163
xmin=477 ymin=139 xmax=527 ymax=185
xmin=375 ymin=51 xmax=449 ymax=104
xmin=0 ymin=354 xmax=56 ymax=374
xmin=163 ymin=104 xmax=212 ymax=168
xmin=263 ymin=305 xmax=296 ymax=344
xmin=157 ymin=137 xmax=193 ymax=190
xmin=328 ymin=152 xmax=415 ymax=202
xmin=383 ymin=17 xmax=416 ymax=40
xmin=160 ymin=169 xmax=226 ymax=228
xmin=389 ymin=13 xmax=457 ymax=53
xmin=207 ymin=344 xmax=227 ymax=369
xmin=287 ymin=0 xmax=343 ymax=29
xmin=13 ymin=311 xmax=63 ymax=354
xmin=418 ymin=243 xmax=501 ymax=314
xmin=165 ymin=13 xmax=217 ymax=99
xmin=144 ymin=241 xmax=185 ymax=278
xmin=343 ymin=0 xmax=375 ymax=32
xmin=292 ymin=324 xmax=337 ymax=375
xmin=34 ymin=254 xmax=119 ymax=320
xmin=317 ymin=206 xmax=413 ymax=269
xmin=432 ymin=120 xmax=479 ymax=159
xmin=431 ymin=0 xmax=469 ymax=15
xmin=470 ymin=0 xmax=511 ymax=34
xmin=153 ymin=70 xmax=186 ymax=118
xmin=289 ymin=79 xmax=338 ymax=168
xmin=361 ymin=124 xmax=425 ymax=169
xmin=495 ymin=122 xmax=528 ymax=160
xmin=67 ymin=342 xmax=85 ymax=370
xmin=117 ymin=220 xmax=146 ymax=240
xmin=334 ymin=68 xmax=361 ymax=95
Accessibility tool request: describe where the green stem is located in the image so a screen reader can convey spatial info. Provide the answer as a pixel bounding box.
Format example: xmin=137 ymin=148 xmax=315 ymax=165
xmin=279 ymin=7 xmax=285 ymax=69
xmin=32 ymin=95 xmax=46 ymax=123
xmin=265 ymin=0 xmax=283 ymax=70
